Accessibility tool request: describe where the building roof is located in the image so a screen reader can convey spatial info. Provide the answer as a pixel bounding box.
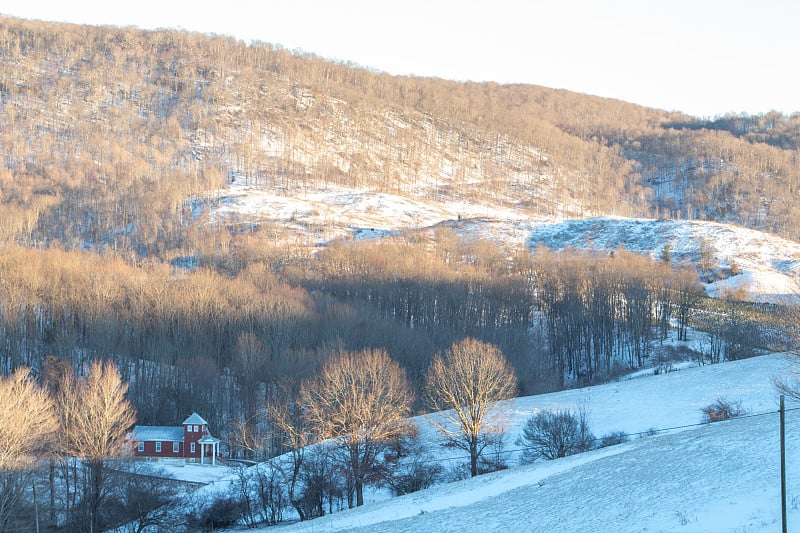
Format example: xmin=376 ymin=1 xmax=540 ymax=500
xmin=197 ymin=434 xmax=220 ymax=444
xmin=182 ymin=412 xmax=208 ymax=425
xmin=131 ymin=425 xmax=184 ymax=442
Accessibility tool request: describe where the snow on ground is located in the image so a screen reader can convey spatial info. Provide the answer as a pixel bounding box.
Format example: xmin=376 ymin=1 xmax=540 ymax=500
xmin=193 ymin=352 xmax=797 ymax=533
xmin=706 ymin=269 xmax=800 ymax=304
xmin=286 ymin=411 xmax=800 ymax=533
xmin=202 ymin=183 xmax=800 ymax=304
xmin=133 ymin=460 xmax=235 ymax=484
xmin=208 ymin=181 xmax=528 ymax=246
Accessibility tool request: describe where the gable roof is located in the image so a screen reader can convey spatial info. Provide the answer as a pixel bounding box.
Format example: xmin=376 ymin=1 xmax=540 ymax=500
xmin=131 ymin=425 xmax=184 ymax=442
xmin=182 ymin=412 xmax=208 ymax=425
xmin=197 ymin=434 xmax=220 ymax=444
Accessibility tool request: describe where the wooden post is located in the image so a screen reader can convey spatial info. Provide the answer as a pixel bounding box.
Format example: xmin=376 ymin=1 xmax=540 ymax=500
xmin=781 ymin=395 xmax=787 ymax=533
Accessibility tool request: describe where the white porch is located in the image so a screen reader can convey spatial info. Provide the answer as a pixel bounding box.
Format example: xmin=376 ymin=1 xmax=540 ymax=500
xmin=198 ymin=434 xmax=221 ymax=465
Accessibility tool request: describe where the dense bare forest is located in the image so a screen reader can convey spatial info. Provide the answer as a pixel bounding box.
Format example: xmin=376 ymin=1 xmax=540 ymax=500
xmin=0 ymin=16 xmax=796 ymax=444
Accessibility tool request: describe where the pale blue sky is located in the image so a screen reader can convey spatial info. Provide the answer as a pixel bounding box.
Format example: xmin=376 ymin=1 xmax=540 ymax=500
xmin=2 ymin=0 xmax=798 ymax=117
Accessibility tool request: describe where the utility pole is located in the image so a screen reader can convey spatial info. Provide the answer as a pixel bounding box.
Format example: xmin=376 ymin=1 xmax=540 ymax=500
xmin=781 ymin=395 xmax=787 ymax=533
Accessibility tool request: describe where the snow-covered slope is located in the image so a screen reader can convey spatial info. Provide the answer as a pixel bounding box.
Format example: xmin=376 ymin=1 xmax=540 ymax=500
xmin=527 ymin=216 xmax=800 ymax=304
xmin=279 ymin=411 xmax=799 ymax=533
xmin=221 ymin=353 xmax=795 ymax=533
xmin=205 ymin=183 xmax=800 ymax=303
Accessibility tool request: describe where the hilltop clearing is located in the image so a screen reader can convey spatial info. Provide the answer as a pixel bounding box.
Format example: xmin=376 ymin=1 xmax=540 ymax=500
xmin=207 ymin=182 xmax=800 ymax=303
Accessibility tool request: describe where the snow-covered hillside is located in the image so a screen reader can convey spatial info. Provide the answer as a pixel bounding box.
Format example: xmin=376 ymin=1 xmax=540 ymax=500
xmin=182 ymin=353 xmax=796 ymax=533
xmin=527 ymin=216 xmax=800 ymax=304
xmin=124 ymin=352 xmax=794 ymax=532
xmin=204 ymin=182 xmax=800 ymax=304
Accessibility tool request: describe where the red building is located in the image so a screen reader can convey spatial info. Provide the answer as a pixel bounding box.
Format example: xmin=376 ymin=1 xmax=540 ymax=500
xmin=130 ymin=412 xmax=221 ymax=464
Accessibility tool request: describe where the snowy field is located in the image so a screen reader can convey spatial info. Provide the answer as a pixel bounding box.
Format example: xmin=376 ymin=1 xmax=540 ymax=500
xmin=274 ymin=410 xmax=800 ymax=533
xmin=132 ymin=460 xmax=234 ymax=485
xmin=179 ymin=352 xmax=800 ymax=533
xmin=204 ymin=182 xmax=800 ymax=304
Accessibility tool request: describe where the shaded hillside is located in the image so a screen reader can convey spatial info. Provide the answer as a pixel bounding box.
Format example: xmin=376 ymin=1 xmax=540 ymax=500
xmin=1 ymin=16 xmax=799 ymax=258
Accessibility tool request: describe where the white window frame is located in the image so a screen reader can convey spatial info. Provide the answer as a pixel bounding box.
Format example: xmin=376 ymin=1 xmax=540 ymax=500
xmin=137 ymin=442 xmax=144 ymax=453
xmin=188 ymin=425 xmax=193 ymax=433
xmin=193 ymin=425 xmax=199 ymax=432
xmin=190 ymin=442 xmax=196 ymax=453
xmin=155 ymin=441 xmax=162 ymax=453
xmin=173 ymin=441 xmax=179 ymax=453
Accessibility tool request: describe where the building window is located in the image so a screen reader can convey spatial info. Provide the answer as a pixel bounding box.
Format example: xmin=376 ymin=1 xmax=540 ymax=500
xmin=187 ymin=425 xmax=193 ymax=432
xmin=193 ymin=425 xmax=199 ymax=432
xmin=173 ymin=441 xmax=179 ymax=453
xmin=155 ymin=441 xmax=162 ymax=453
xmin=190 ymin=442 xmax=196 ymax=453
xmin=137 ymin=442 xmax=144 ymax=453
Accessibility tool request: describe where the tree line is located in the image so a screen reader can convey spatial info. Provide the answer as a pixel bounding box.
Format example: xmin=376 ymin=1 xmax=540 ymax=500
xmin=1 ymin=305 xmax=775 ymax=529
xmin=0 ymin=233 xmax=784 ymax=458
xmin=231 ymin=337 xmax=518 ymax=526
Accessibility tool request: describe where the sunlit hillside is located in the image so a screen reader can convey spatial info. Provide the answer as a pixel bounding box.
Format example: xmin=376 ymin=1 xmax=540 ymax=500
xmin=1 ymin=15 xmax=800 ymax=258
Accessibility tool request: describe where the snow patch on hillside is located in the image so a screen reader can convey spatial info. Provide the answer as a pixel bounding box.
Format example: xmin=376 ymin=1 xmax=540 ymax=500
xmin=203 ymin=183 xmax=800 ymax=303
xmin=526 ymin=217 xmax=800 ymax=304
xmin=707 ymin=270 xmax=800 ymax=304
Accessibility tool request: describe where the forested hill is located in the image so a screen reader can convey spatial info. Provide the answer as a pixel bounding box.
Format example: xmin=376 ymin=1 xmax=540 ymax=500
xmin=0 ymin=16 xmax=798 ymax=435
xmin=1 ymin=15 xmax=799 ymax=257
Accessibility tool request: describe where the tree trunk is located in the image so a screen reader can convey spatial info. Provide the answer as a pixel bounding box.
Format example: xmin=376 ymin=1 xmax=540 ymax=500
xmin=470 ymin=439 xmax=478 ymax=477
xmin=348 ymin=444 xmax=359 ymax=508
xmin=346 ymin=480 xmax=354 ymax=509
xmin=287 ymin=451 xmax=307 ymax=521
xmin=49 ymin=458 xmax=55 ymax=523
xmin=356 ymin=479 xmax=364 ymax=507
xmin=290 ymin=499 xmax=307 ymax=522
xmin=89 ymin=460 xmax=104 ymax=533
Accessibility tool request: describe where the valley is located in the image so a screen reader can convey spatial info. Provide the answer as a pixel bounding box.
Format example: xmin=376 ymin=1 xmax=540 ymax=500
xmin=0 ymin=13 xmax=798 ymax=532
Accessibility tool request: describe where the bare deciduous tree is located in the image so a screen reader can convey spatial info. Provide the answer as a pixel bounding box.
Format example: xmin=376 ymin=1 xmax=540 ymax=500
xmin=424 ymin=338 xmax=518 ymax=477
xmin=61 ymin=360 xmax=137 ymax=532
xmin=107 ymin=464 xmax=184 ymax=533
xmin=268 ymin=392 xmax=315 ymax=520
xmin=0 ymin=367 xmax=56 ymax=469
xmin=0 ymin=368 xmax=56 ymax=531
xmin=300 ymin=348 xmax=414 ymax=507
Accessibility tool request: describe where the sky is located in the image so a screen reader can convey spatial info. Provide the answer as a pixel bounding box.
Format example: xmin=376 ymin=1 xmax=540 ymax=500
xmin=1 ymin=0 xmax=798 ymax=118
